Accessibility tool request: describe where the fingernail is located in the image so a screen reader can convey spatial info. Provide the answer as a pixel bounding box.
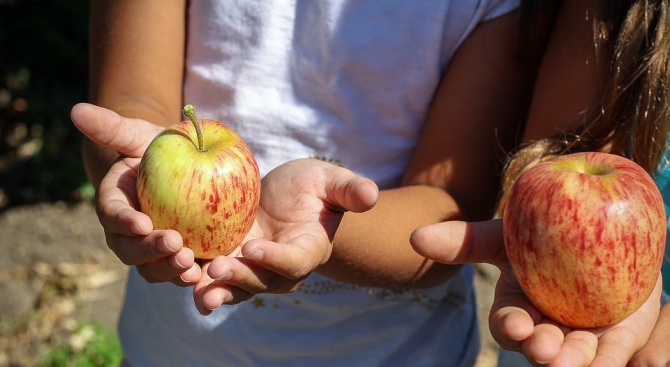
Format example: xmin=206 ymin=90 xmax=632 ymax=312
xmin=217 ymin=270 xmax=233 ymax=281
xmin=207 ymin=297 xmax=224 ymax=311
xmin=135 ymin=218 xmax=152 ymax=235
xmin=172 ymin=255 xmax=188 ymax=270
xmin=179 ymin=264 xmax=200 ymax=283
xmin=162 ymin=235 xmax=180 ymax=253
xmin=244 ymin=248 xmax=264 ymax=261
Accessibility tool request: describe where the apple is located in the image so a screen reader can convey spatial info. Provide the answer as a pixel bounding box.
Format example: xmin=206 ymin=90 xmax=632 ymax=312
xmin=503 ymin=152 xmax=666 ymax=328
xmin=136 ymin=105 xmax=261 ymax=259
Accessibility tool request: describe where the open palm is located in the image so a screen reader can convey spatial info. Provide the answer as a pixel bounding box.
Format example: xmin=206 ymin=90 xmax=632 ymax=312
xmin=194 ymin=158 xmax=378 ymax=314
xmin=71 ymin=103 xmax=378 ymax=315
xmin=410 ymin=219 xmax=661 ymax=367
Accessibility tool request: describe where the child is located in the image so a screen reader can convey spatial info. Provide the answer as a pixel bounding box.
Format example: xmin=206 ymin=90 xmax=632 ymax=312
xmin=74 ymin=1 xmax=530 ymax=366
xmin=413 ymin=0 xmax=670 ymax=365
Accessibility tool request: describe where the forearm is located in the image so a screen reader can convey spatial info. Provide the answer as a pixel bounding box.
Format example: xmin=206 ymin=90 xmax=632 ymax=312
xmin=89 ymin=1 xmax=184 ymax=120
xmin=84 ymin=0 xmax=186 ymax=187
xmin=318 ymin=185 xmax=463 ymax=288
xmin=317 ymin=10 xmax=533 ymax=289
xmin=521 ymin=0 xmax=605 ymax=142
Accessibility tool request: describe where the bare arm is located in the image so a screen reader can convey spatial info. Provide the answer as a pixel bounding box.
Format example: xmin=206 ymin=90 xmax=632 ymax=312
xmin=84 ymin=0 xmax=186 ymax=188
xmin=73 ymin=0 xmax=201 ymax=287
xmin=413 ymin=1 xmax=663 ymax=365
xmin=81 ymin=4 xmax=533 ymax=293
xmin=521 ymin=0 xmax=605 ymax=142
xmin=318 ymin=9 xmax=536 ymax=288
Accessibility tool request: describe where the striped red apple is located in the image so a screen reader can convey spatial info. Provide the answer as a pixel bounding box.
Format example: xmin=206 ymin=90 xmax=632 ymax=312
xmin=503 ymin=152 xmax=666 ymax=328
xmin=136 ymin=105 xmax=260 ymax=259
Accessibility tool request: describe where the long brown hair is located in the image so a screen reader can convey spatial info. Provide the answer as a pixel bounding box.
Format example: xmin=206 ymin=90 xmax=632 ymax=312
xmin=499 ymin=0 xmax=670 ymax=213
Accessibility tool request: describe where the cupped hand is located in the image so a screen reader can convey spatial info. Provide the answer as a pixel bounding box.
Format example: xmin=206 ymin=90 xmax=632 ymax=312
xmin=628 ymin=299 xmax=670 ymax=367
xmin=193 ymin=158 xmax=379 ymax=314
xmin=410 ymin=219 xmax=662 ymax=367
xmin=71 ymin=103 xmax=202 ymax=285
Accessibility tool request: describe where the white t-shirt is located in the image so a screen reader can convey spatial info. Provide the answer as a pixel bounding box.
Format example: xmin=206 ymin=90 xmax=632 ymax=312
xmin=119 ymin=1 xmax=519 ymax=366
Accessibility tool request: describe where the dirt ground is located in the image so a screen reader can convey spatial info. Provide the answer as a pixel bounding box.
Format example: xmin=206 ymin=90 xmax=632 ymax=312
xmin=0 ymin=202 xmax=500 ymax=367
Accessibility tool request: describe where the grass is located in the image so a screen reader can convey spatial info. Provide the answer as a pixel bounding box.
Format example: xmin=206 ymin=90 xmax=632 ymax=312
xmin=38 ymin=321 xmax=123 ymax=367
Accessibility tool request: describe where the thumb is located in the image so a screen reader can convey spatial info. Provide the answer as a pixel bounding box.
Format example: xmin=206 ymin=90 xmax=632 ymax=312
xmin=410 ymin=219 xmax=507 ymax=266
xmin=323 ymin=167 xmax=379 ymax=213
xmin=70 ymin=103 xmax=164 ymax=158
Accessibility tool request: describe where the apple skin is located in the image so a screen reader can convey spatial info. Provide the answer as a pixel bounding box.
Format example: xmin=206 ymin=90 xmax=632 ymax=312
xmin=136 ymin=117 xmax=260 ymax=259
xmin=503 ymin=152 xmax=666 ymax=328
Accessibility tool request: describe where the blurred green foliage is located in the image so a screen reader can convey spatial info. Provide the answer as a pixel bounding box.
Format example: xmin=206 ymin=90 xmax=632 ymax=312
xmin=38 ymin=321 xmax=123 ymax=367
xmin=0 ymin=0 xmax=91 ymax=210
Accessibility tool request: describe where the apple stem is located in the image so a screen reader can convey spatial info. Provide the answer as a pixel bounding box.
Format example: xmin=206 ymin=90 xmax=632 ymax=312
xmin=182 ymin=104 xmax=205 ymax=152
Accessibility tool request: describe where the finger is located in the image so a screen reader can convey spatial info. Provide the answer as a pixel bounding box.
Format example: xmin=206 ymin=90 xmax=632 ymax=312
xmin=628 ymin=303 xmax=670 ymax=367
xmin=588 ymin=316 xmax=657 ymax=367
xmin=197 ymin=283 xmax=255 ymax=312
xmin=410 ymin=219 xmax=507 ymax=266
xmin=106 ymin=229 xmax=183 ymax=266
xmin=586 ymin=332 xmax=632 ymax=367
xmin=286 ymin=158 xmax=378 ymax=213
xmin=323 ymin=169 xmax=379 ymax=213
xmin=207 ymin=248 xmax=306 ymax=294
xmin=629 ymin=344 xmax=670 ymax=367
xmin=490 ymin=304 xmax=536 ymax=351
xmin=176 ymin=258 xmax=203 ymax=284
xmin=194 ymin=263 xmax=254 ymax=315
xmin=548 ymin=331 xmax=598 ymax=367
xmin=589 ymin=277 xmax=663 ymax=367
xmin=135 ymin=248 xmax=197 ymax=284
xmin=70 ymin=102 xmax=164 ymax=158
xmin=240 ymin=236 xmax=329 ymax=281
xmin=193 ymin=264 xmax=217 ymax=315
xmin=96 ymin=159 xmax=152 ymax=236
xmin=521 ymin=322 xmax=565 ymax=365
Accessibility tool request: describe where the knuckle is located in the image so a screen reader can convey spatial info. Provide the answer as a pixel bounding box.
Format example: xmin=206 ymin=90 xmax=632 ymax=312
xmin=290 ymin=265 xmax=312 ymax=280
xmin=228 ymin=291 xmax=254 ymax=305
xmin=136 ymin=266 xmax=165 ymax=284
xmin=105 ymin=235 xmax=133 ymax=266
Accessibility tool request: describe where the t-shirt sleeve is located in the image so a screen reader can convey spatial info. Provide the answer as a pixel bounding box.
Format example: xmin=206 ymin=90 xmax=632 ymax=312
xmin=482 ymin=0 xmax=520 ymax=21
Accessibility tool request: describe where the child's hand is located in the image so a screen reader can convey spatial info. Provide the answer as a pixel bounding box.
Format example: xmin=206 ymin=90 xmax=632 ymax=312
xmin=71 ymin=103 xmax=203 ymax=285
xmin=410 ymin=219 xmax=662 ymax=367
xmin=192 ymin=158 xmax=379 ymax=314
xmin=628 ymin=300 xmax=670 ymax=367
xmin=72 ymin=103 xmax=379 ymax=315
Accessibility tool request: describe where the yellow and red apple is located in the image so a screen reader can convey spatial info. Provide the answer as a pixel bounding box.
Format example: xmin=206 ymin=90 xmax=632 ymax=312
xmin=136 ymin=105 xmax=260 ymax=259
xmin=503 ymin=152 xmax=666 ymax=328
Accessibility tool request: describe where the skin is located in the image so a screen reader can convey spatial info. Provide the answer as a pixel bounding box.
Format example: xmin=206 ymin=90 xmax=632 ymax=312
xmin=411 ymin=220 xmax=663 ymax=367
xmin=628 ymin=302 xmax=670 ymax=367
xmin=83 ymin=0 xmax=530 ymax=295
xmin=75 ymin=0 xmax=664 ymax=364
xmin=411 ymin=0 xmax=665 ymax=366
